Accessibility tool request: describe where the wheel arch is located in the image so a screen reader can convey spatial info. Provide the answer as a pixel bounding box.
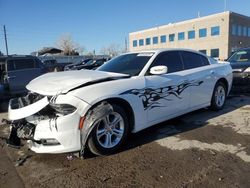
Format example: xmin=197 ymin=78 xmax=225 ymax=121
xmin=216 ymin=77 xmax=229 ymax=95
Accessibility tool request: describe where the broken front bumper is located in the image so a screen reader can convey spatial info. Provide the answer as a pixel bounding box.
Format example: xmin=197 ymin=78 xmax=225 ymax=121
xmin=8 ymin=93 xmax=90 ymax=154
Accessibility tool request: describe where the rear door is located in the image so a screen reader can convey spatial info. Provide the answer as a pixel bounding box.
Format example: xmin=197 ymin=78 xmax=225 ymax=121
xmin=180 ymin=51 xmax=215 ymax=108
xmin=7 ymin=58 xmax=42 ymax=94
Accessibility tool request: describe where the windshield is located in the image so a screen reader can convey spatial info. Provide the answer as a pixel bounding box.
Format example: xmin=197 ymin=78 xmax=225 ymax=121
xmin=97 ymin=53 xmax=153 ymax=76
xmin=228 ymin=49 xmax=250 ymax=63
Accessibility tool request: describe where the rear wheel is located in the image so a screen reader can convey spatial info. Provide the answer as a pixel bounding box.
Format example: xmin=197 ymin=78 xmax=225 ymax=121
xmin=87 ymin=104 xmax=129 ymax=156
xmin=210 ymin=82 xmax=227 ymax=111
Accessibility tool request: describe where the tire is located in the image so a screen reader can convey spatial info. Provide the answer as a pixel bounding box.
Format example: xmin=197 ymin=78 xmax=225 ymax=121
xmin=87 ymin=104 xmax=129 ymax=156
xmin=210 ymin=81 xmax=227 ymax=111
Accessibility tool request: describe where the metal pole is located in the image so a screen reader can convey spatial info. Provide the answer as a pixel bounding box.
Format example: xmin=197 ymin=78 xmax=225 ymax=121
xmin=224 ymin=0 xmax=227 ymax=12
xmin=3 ymin=25 xmax=9 ymax=55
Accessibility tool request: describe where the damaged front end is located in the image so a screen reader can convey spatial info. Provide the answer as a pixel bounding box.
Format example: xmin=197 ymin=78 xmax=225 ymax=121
xmin=7 ymin=92 xmax=90 ymax=154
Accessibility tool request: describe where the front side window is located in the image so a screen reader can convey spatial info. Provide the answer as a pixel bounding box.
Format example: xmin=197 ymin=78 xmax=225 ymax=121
xmin=211 ymin=26 xmax=220 ymax=36
xmin=199 ymin=28 xmax=207 ymax=38
xmin=211 ymin=49 xmax=219 ymax=58
xmin=160 ymin=35 xmax=166 ymax=43
xmin=139 ymin=39 xmax=144 ymax=46
xmin=181 ymin=51 xmax=209 ymax=69
xmin=98 ymin=53 xmax=153 ymax=76
xmin=149 ymin=51 xmax=184 ymax=73
xmin=228 ymin=49 xmax=250 ymax=62
xmin=188 ymin=30 xmax=195 ymax=39
xmin=146 ymin=38 xmax=151 ymax=45
xmin=178 ymin=32 xmax=185 ymax=40
xmin=153 ymin=36 xmax=158 ymax=44
xmin=169 ymin=34 xmax=175 ymax=42
xmin=133 ymin=40 xmax=137 ymax=47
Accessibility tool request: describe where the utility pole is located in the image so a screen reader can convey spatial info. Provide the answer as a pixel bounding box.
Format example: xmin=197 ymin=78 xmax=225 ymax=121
xmin=3 ymin=25 xmax=9 ymax=55
xmin=125 ymin=37 xmax=128 ymax=52
xmin=224 ymin=0 xmax=227 ymax=12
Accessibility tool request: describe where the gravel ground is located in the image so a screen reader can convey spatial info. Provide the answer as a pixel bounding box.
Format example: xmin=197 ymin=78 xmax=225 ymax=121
xmin=0 ymin=95 xmax=250 ymax=188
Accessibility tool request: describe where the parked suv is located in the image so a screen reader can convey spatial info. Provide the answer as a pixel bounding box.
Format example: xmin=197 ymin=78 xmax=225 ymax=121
xmin=0 ymin=55 xmax=47 ymax=100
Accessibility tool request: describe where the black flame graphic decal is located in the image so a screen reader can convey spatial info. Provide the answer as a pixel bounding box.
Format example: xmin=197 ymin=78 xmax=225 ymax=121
xmin=120 ymin=80 xmax=203 ymax=110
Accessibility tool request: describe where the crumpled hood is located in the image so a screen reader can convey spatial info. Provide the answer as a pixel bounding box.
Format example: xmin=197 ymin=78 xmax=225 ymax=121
xmin=26 ymin=70 xmax=129 ymax=96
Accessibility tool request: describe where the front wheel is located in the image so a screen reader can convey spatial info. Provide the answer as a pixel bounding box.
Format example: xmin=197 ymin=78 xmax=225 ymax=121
xmin=210 ymin=82 xmax=227 ymax=111
xmin=87 ymin=104 xmax=129 ymax=156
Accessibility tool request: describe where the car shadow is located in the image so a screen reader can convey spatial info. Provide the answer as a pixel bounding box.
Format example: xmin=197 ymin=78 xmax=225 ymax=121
xmin=122 ymin=94 xmax=250 ymax=152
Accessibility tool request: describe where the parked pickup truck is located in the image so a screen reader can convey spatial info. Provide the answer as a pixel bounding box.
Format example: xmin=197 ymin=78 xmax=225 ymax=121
xmin=0 ymin=55 xmax=47 ymax=101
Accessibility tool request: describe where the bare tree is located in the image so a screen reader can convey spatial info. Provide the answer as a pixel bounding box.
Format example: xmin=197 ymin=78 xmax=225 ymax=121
xmin=100 ymin=43 xmax=122 ymax=57
xmin=56 ymin=34 xmax=84 ymax=55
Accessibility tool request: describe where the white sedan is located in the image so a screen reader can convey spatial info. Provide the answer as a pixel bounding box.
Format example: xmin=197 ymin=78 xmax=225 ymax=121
xmin=7 ymin=49 xmax=232 ymax=156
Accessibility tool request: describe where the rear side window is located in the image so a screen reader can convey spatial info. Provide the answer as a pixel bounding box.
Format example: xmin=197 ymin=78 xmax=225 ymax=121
xmin=149 ymin=51 xmax=184 ymax=73
xmin=181 ymin=51 xmax=209 ymax=70
xmin=7 ymin=58 xmax=36 ymax=71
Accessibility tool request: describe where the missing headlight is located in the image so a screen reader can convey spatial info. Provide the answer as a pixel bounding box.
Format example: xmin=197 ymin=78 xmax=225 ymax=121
xmin=50 ymin=103 xmax=76 ymax=115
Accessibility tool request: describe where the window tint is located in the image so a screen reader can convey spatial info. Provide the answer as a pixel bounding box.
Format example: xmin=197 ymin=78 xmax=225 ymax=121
xmin=7 ymin=58 xmax=35 ymax=71
xmin=211 ymin=49 xmax=219 ymax=58
xmin=228 ymin=49 xmax=250 ymax=62
xmin=211 ymin=26 xmax=220 ymax=36
xmin=153 ymin=36 xmax=158 ymax=44
xmin=181 ymin=51 xmax=209 ymax=69
xmin=188 ymin=30 xmax=195 ymax=39
xmin=160 ymin=35 xmax=166 ymax=43
xmin=199 ymin=28 xmax=207 ymax=38
xmin=178 ymin=32 xmax=185 ymax=40
xmin=149 ymin=51 xmax=184 ymax=73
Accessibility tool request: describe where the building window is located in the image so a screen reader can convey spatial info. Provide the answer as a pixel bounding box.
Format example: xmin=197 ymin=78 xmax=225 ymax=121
xmin=146 ymin=38 xmax=151 ymax=45
xmin=160 ymin=35 xmax=166 ymax=43
xmin=153 ymin=36 xmax=158 ymax=44
xmin=133 ymin=40 xmax=137 ymax=47
xmin=238 ymin=25 xmax=242 ymax=36
xmin=232 ymin=24 xmax=237 ymax=35
xmin=211 ymin=49 xmax=219 ymax=58
xmin=139 ymin=39 xmax=144 ymax=46
xmin=243 ymin=26 xmax=247 ymax=36
xmin=199 ymin=50 xmax=207 ymax=55
xmin=248 ymin=27 xmax=250 ymax=37
xmin=199 ymin=28 xmax=207 ymax=38
xmin=178 ymin=32 xmax=185 ymax=40
xmin=169 ymin=34 xmax=175 ymax=42
xmin=188 ymin=30 xmax=195 ymax=39
xmin=211 ymin=26 xmax=220 ymax=36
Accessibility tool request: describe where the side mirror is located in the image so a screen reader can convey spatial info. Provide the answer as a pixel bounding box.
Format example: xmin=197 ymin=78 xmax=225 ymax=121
xmin=150 ymin=66 xmax=168 ymax=75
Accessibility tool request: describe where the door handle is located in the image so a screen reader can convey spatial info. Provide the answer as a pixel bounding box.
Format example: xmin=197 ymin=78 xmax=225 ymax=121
xmin=7 ymin=76 xmax=16 ymax=79
xmin=210 ymin=70 xmax=215 ymax=75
